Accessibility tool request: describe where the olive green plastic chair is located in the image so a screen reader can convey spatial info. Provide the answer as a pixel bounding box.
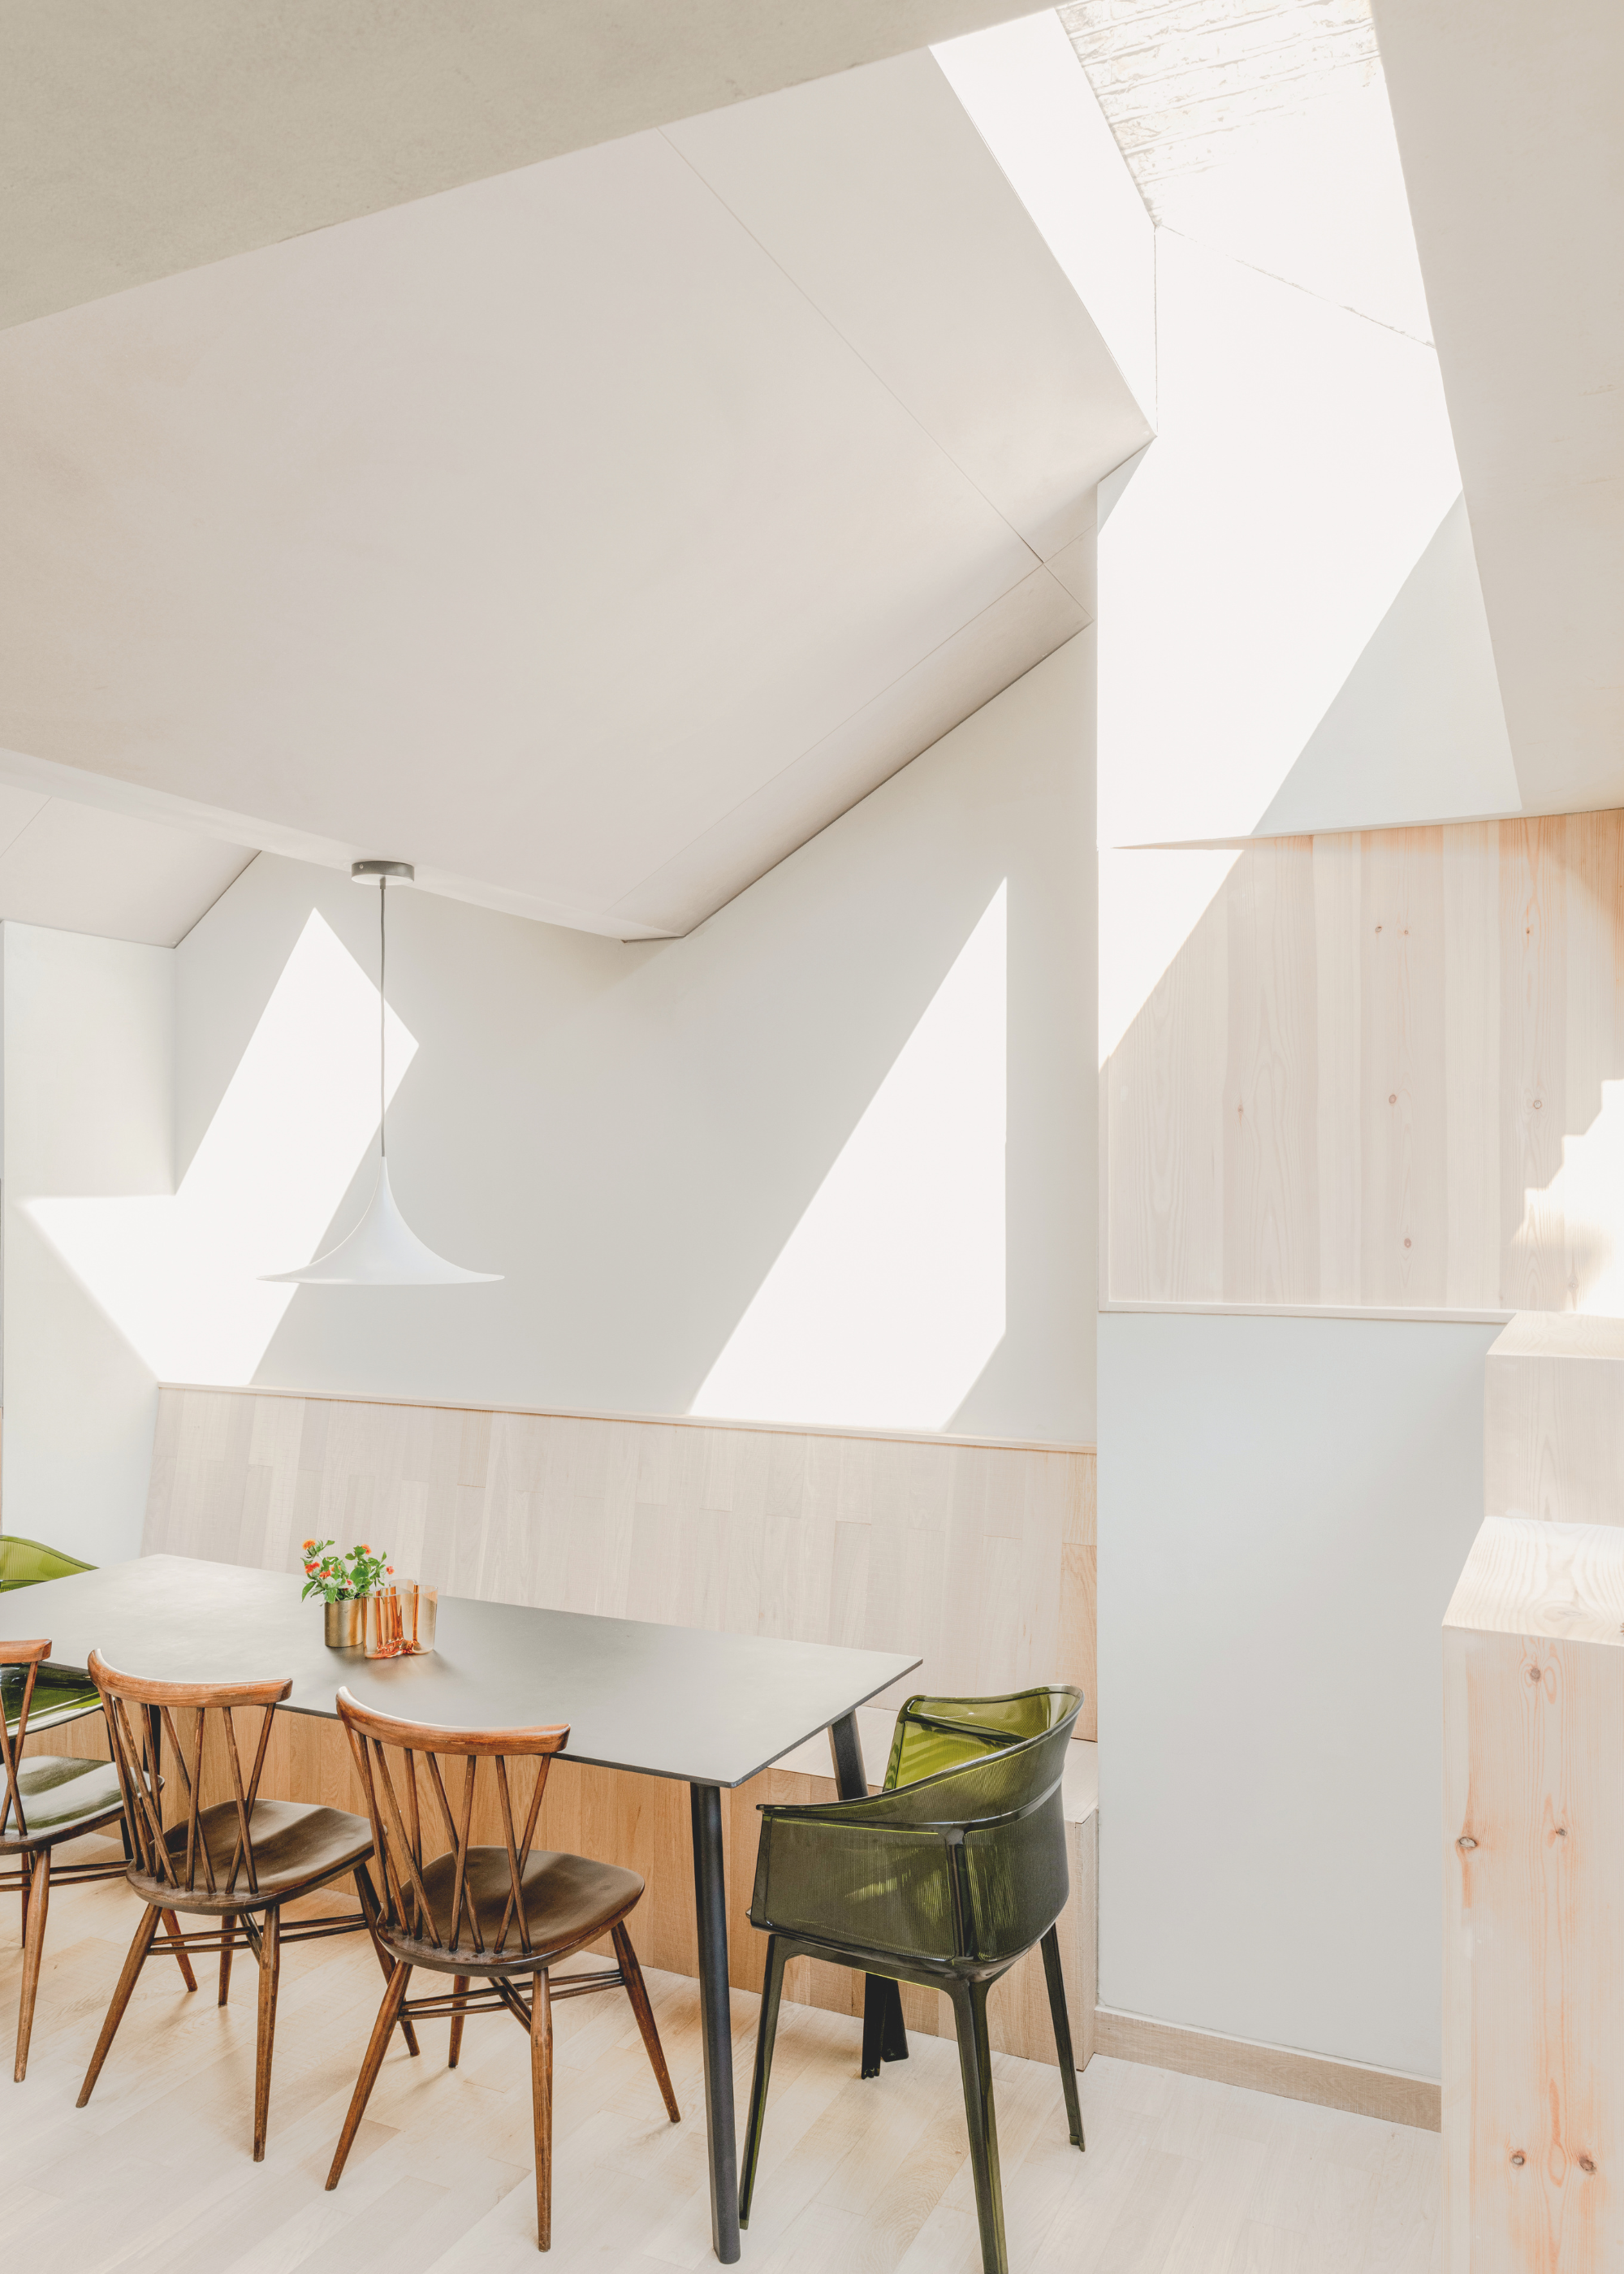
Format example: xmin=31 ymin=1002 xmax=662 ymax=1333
xmin=1 ymin=1536 xmax=101 ymax=1736
xmin=740 ymin=1685 xmax=1085 ymax=2274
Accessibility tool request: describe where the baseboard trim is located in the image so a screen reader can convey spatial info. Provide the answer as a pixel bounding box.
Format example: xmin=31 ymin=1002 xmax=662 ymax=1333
xmin=1092 ymin=2005 xmax=1441 ymax=2132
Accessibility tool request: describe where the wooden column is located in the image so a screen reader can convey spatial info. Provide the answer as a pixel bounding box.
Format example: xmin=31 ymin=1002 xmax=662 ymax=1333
xmin=1443 ymin=1514 xmax=1624 ymax=2268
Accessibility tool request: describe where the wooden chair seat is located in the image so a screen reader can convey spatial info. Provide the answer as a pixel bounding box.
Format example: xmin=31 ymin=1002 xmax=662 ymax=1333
xmin=130 ymin=1797 xmax=374 ymax=1914
xmin=1 ymin=1754 xmax=125 ymax=1851
xmin=384 ymin=1848 xmax=646 ymax=1974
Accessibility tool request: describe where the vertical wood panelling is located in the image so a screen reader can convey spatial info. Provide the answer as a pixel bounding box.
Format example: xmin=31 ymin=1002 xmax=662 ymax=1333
xmin=1499 ymin=819 xmax=1569 ymax=1314
xmin=1223 ymin=838 xmax=1320 ymax=1304
xmin=1313 ymin=831 xmax=1363 ymax=1305
xmin=1441 ymin=820 xmax=1501 ymax=1311
xmin=1360 ymin=828 xmax=1448 ymax=1308
xmin=143 ymin=1388 xmax=1097 ymax=1738
xmin=1105 ymin=811 xmax=1624 ymax=1311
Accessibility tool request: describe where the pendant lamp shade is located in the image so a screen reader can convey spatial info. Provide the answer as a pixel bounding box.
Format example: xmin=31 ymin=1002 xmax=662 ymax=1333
xmin=263 ymin=1160 xmax=499 ymax=1285
xmin=261 ymin=861 xmax=502 ymax=1287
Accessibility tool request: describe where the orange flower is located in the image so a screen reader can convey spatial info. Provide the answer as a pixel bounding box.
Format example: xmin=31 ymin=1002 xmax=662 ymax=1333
xmin=356 ymin=1543 xmax=369 ymax=1554
xmin=387 ymin=1565 xmax=394 ymax=1574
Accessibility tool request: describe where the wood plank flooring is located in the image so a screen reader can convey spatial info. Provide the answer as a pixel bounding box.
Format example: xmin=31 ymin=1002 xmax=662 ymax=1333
xmin=2 ymin=1838 xmax=1440 ymax=2274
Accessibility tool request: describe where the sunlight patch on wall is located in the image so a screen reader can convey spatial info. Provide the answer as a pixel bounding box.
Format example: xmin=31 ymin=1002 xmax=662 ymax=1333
xmin=1100 ymin=232 xmax=1462 ymax=852
xmin=693 ymin=882 xmax=1008 ymax=1431
xmin=1516 ymin=1081 xmax=1624 ymax=1316
xmin=28 ymin=909 xmax=415 ymax=1382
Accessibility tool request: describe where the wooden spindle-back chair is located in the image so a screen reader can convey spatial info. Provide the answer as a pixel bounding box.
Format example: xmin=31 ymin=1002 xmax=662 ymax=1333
xmin=328 ymin=1688 xmax=680 ymax=2250
xmin=78 ymin=1649 xmax=412 ymax=2157
xmin=2 ymin=1635 xmax=147 ymax=2080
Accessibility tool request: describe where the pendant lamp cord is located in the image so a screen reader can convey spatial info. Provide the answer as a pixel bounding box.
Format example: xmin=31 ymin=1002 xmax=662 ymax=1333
xmin=378 ymin=877 xmax=387 ymax=1161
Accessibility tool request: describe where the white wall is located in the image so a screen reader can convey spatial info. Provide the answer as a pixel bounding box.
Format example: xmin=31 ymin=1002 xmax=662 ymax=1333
xmin=2 ymin=923 xmax=173 ymax=1563
xmin=1098 ymin=1311 xmax=1499 ymax=2080
xmin=4 ymin=633 xmax=1095 ymax=1557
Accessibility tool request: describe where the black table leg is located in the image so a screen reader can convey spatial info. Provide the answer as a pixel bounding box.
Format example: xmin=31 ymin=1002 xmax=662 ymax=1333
xmin=827 ymin=1710 xmax=867 ymax=1799
xmin=690 ymin=1781 xmax=740 ymax=2264
xmin=827 ymin=1713 xmax=909 ymax=2077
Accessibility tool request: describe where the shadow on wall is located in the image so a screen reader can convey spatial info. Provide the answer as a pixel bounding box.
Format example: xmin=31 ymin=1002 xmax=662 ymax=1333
xmin=1103 ymin=811 xmax=1624 ymax=1312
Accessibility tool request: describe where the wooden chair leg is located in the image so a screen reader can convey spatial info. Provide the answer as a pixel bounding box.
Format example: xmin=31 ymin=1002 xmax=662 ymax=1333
xmin=949 ymin=1977 xmax=1009 ymax=2274
xmin=448 ymin=1976 xmax=470 ymax=2069
xmin=530 ymin=1969 xmax=553 ymax=2251
xmin=78 ymin=1902 xmax=162 ymax=2105
xmin=219 ymin=1913 xmax=235 ymax=2006
xmin=738 ymin=1934 xmax=787 ymax=2229
xmin=326 ymin=1959 xmax=411 ymax=2191
xmin=252 ymin=1904 xmax=281 ymax=2162
xmin=14 ymin=1848 xmax=50 ymax=2082
xmin=162 ymin=1910 xmax=199 ymax=1992
xmin=17 ymin=1852 xmax=31 ymax=1947
xmin=354 ymin=1864 xmax=419 ymax=2057
xmin=611 ymin=1923 xmax=679 ymax=2123
xmin=1040 ymin=1926 xmax=1085 ymax=2150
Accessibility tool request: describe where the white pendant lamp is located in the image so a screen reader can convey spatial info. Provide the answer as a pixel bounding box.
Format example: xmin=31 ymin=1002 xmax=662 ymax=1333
xmin=263 ymin=862 xmax=501 ymax=1286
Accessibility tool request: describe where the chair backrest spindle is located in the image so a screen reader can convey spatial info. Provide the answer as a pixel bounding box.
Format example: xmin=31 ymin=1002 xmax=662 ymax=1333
xmin=88 ymin=1649 xmax=292 ymax=1896
xmin=335 ymin=1688 xmax=568 ymax=1966
xmin=0 ymin=1637 xmax=51 ymax=1840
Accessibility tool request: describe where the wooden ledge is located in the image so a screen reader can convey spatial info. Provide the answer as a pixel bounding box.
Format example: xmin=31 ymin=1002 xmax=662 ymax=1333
xmin=156 ymin=1380 xmax=1095 ymax=1459
xmin=1094 ymin=2007 xmax=1441 ymax=2131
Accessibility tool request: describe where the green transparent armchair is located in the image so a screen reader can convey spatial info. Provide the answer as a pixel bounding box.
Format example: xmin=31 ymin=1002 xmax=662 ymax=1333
xmin=740 ymin=1685 xmax=1085 ymax=2274
xmin=1 ymin=1536 xmax=102 ymax=1736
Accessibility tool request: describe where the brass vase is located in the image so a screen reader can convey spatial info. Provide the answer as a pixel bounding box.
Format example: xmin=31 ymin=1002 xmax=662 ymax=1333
xmin=323 ymin=1596 xmax=366 ymax=1649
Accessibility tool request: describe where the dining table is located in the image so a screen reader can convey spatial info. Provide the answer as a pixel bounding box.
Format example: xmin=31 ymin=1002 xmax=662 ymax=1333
xmin=16 ymin=1552 xmax=922 ymax=2263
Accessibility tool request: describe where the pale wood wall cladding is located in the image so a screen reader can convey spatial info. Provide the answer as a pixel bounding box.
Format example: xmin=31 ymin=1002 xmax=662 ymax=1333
xmin=1484 ymin=1312 xmax=1624 ymax=1527
xmin=1442 ymin=1513 xmax=1624 ymax=2266
xmin=143 ymin=1386 xmax=1097 ymax=1737
xmin=1105 ymin=812 xmax=1624 ymax=1310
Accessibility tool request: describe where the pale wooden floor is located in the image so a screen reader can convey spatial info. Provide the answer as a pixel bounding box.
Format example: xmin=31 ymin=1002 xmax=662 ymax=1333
xmin=2 ymin=1841 xmax=1440 ymax=2274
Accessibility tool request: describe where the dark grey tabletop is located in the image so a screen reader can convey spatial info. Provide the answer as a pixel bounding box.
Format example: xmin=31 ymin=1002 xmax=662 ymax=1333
xmin=15 ymin=1554 xmax=920 ymax=1788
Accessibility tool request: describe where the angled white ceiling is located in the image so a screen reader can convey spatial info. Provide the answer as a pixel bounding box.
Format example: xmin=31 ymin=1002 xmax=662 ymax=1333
xmin=0 ymin=787 xmax=251 ymax=946
xmin=0 ymin=0 xmax=1039 ymax=331
xmin=1371 ymin=0 xmax=1624 ymax=815
xmin=0 ymin=50 xmax=1148 ymax=939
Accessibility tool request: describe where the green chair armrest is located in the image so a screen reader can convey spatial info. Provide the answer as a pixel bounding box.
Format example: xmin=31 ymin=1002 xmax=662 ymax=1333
xmin=0 ymin=1533 xmax=96 ymax=1590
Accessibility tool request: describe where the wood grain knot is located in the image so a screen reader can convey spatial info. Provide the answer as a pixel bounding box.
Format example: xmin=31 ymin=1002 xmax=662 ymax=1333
xmin=1580 ymin=2156 xmax=1596 ymax=2174
xmin=1457 ymin=1835 xmax=1477 ymax=1851
xmin=1510 ymin=2152 xmax=1526 ymax=2167
xmin=1527 ymin=1666 xmax=1544 ymax=1684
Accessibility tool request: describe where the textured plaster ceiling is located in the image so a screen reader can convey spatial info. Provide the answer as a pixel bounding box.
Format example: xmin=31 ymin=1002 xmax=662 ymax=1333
xmin=0 ymin=0 xmax=1039 ymax=331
